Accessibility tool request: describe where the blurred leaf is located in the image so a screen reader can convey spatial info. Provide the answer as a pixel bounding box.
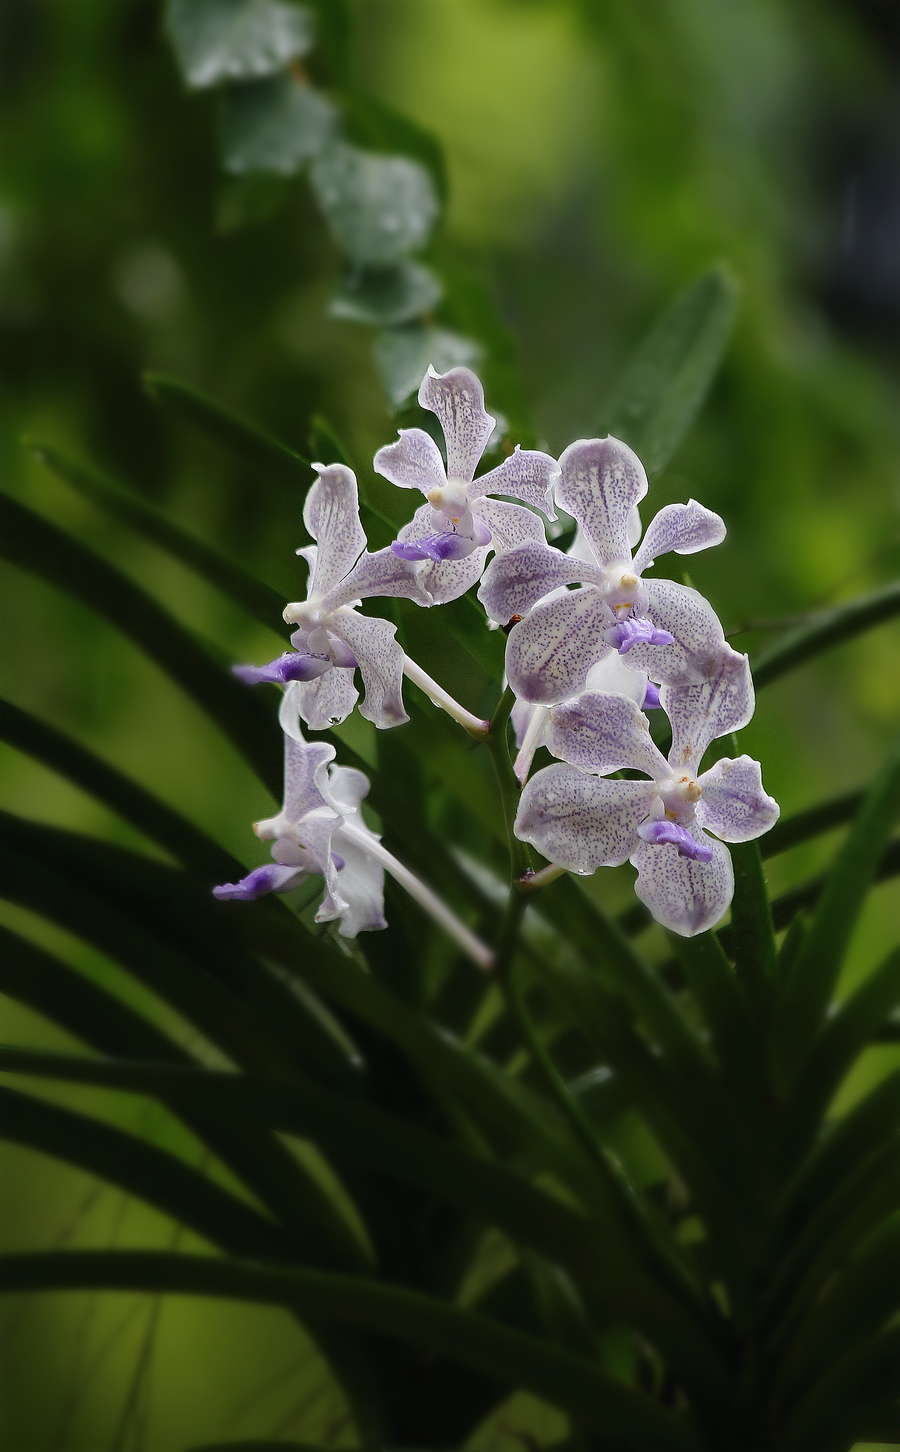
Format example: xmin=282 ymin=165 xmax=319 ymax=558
xmin=728 ymin=839 xmax=777 ymax=1009
xmin=144 ymin=372 xmax=311 ymax=485
xmin=375 ymin=323 xmax=481 ymax=407
xmin=166 ymin=0 xmax=313 ymax=90
xmin=753 ymin=581 xmax=900 ymax=690
xmin=331 ymin=261 xmax=442 ymax=326
xmin=0 ymin=1251 xmax=701 ymax=1448
xmin=0 ymin=494 xmax=283 ymax=796
xmin=774 ymin=732 xmax=900 ymax=1083
xmin=598 ymin=265 xmax=739 ymax=478
xmin=310 ymin=141 xmax=439 ymax=265
xmin=762 ymin=787 xmax=864 ymax=858
xmin=214 ymin=173 xmax=293 ymax=231
xmin=341 ymin=92 xmax=448 ymax=204
xmin=221 ymin=74 xmax=337 ymax=174
xmin=26 ymin=440 xmax=286 ymax=631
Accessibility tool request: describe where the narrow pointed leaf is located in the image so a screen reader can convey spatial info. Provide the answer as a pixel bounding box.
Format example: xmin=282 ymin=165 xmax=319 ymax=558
xmin=753 ymin=582 xmax=900 ymax=690
xmin=144 ymin=372 xmax=310 ymax=484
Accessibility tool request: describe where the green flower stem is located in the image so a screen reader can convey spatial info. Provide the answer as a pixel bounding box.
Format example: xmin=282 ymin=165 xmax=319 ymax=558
xmin=484 ymin=685 xmax=531 ymax=882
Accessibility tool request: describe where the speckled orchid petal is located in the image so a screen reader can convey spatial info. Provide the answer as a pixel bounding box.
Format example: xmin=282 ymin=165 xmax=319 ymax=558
xmin=373 ymin=427 xmax=446 ymax=495
xmin=505 ymin=588 xmax=611 ymax=704
xmin=474 ymin=497 xmax=547 ymax=553
xmin=516 ymin=764 xmax=657 ymax=873
xmin=327 ymin=765 xmax=372 ymax=818
xmin=396 ymin=502 xmax=490 ymax=604
xmin=696 ymin=756 xmax=780 ymax=843
xmin=233 ymin=652 xmax=331 ymax=686
xmin=317 ymin=831 xmax=386 ymax=936
xmin=663 ymin=648 xmax=755 ymax=772
xmin=302 ymin=463 xmax=367 ymax=598
xmin=325 ymin=546 xmax=431 ymax=609
xmin=631 ymin=830 xmax=734 ymax=937
xmin=281 ymin=732 xmax=337 ymax=824
xmin=329 ymin=611 xmax=407 ymax=728
xmin=213 ymin=864 xmax=306 ymax=901
xmin=471 ymin=446 xmax=559 ymax=519
xmin=555 ymin=436 xmax=649 ymax=568
xmin=625 ymin=578 xmax=727 ymax=686
xmin=418 ymin=364 xmax=495 ymax=483
xmin=546 ymin=691 xmax=669 ymax=780
xmin=281 ymin=668 xmax=360 ymax=733
xmin=632 ymin=500 xmax=726 ymax=576
xmin=478 ymin=541 xmax=602 ymax=625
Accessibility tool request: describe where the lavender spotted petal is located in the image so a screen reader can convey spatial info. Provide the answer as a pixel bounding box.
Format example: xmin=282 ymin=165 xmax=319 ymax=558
xmin=478 ymin=541 xmax=601 ymax=624
xmin=284 ymin=669 xmax=360 ymax=732
xmin=233 ymin=652 xmax=331 ymax=685
xmin=303 ymin=463 xmax=367 ymax=598
xmin=696 ymin=756 xmax=780 ymax=843
xmin=663 ymin=649 xmax=755 ymax=773
xmin=326 ymin=547 xmax=432 ymax=608
xmin=637 ymin=819 xmax=714 ymax=861
xmin=329 ymin=611 xmax=407 ymax=728
xmin=632 ymin=500 xmax=727 ymax=575
xmin=584 ymin=652 xmax=649 ymax=703
xmin=546 ymin=691 xmax=669 ymax=779
xmin=631 ymin=831 xmax=734 ymax=937
xmin=515 ymin=763 xmax=657 ymax=872
xmin=373 ymin=427 xmax=447 ymax=495
xmin=418 ymin=365 xmax=494 ymax=483
xmin=282 ymin=732 xmax=337 ymax=823
xmin=625 ymin=579 xmax=726 ymax=686
xmin=472 ymin=446 xmax=559 ymax=519
xmin=605 ymin=617 xmax=674 ymax=653
xmin=474 ymin=497 xmax=547 ymax=554
xmin=556 ymin=436 xmax=649 ymax=567
xmin=213 ymin=864 xmax=305 ymax=901
xmin=505 ymin=588 xmax=611 ymax=705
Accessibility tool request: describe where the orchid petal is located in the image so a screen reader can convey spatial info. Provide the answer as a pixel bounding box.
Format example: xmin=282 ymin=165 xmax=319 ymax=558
xmin=696 ymin=756 xmax=780 ymax=843
xmin=474 ymin=497 xmax=547 ymax=554
xmin=663 ymin=648 xmax=755 ymax=772
xmin=418 ymin=364 xmax=494 ymax=484
xmin=281 ymin=669 xmax=360 ymax=733
xmin=631 ymin=830 xmax=733 ymax=937
xmin=632 ymin=500 xmax=727 ymax=576
xmin=233 ymin=652 xmax=331 ymax=685
xmin=472 ymin=446 xmax=559 ymax=519
xmin=317 ymin=830 xmax=387 ymax=936
xmin=584 ymin=652 xmax=648 ymax=704
xmin=625 ymin=578 xmax=726 ymax=686
xmin=329 ymin=611 xmax=407 ymax=728
xmin=282 ymin=732 xmax=338 ymax=823
xmin=325 ymin=546 xmax=432 ymax=609
xmin=327 ymin=764 xmax=372 ymax=818
xmin=546 ymin=691 xmax=669 ymax=780
xmin=505 ymin=588 xmax=611 ymax=704
xmin=213 ymin=864 xmax=305 ymax=901
xmin=303 ymin=463 xmax=367 ymax=598
xmin=397 ymin=502 xmax=489 ymax=604
xmin=516 ymin=763 xmax=657 ymax=872
xmin=373 ymin=427 xmax=446 ymax=495
xmin=513 ymin=701 xmax=550 ymax=784
xmin=478 ymin=541 xmax=601 ymax=624
xmin=555 ymin=436 xmax=648 ymax=568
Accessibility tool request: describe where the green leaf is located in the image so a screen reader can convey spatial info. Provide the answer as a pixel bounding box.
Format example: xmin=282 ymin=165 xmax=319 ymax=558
xmin=0 ymin=494 xmax=283 ymax=797
xmin=762 ymin=787 xmax=864 ymax=859
xmin=340 ymin=92 xmax=448 ymax=205
xmin=773 ymin=732 xmax=900 ymax=1084
xmin=598 ymin=266 xmax=739 ymax=478
xmin=310 ymin=141 xmax=439 ymax=266
xmin=0 ymin=1251 xmax=701 ymax=1448
xmin=668 ymin=930 xmax=753 ymax=1079
xmin=144 ymin=372 xmax=310 ymax=486
xmin=331 ymin=261 xmax=442 ymax=327
xmin=375 ymin=323 xmax=481 ymax=407
xmin=221 ymin=74 xmax=337 ymax=174
xmin=728 ymin=838 xmax=778 ymax=1010
xmin=166 ymin=0 xmax=313 ymax=90
xmin=753 ymin=581 xmax=900 ymax=691
xmin=25 ymin=440 xmax=285 ymax=631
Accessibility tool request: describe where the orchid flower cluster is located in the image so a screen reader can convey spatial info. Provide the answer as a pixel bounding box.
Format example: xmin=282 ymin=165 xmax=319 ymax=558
xmin=215 ymin=364 xmax=778 ymax=954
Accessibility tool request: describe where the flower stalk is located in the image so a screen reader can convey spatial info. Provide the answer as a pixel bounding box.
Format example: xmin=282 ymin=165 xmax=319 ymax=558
xmin=401 ymin=656 xmax=490 ymax=738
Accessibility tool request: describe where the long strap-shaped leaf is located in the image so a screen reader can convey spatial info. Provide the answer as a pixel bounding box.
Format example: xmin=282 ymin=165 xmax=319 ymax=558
xmin=773 ymin=731 xmax=900 ymax=1085
xmin=753 ymin=582 xmax=900 ymax=690
xmin=144 ymin=373 xmax=311 ymax=484
xmin=0 ymin=493 xmax=283 ymax=797
xmin=0 ymin=1250 xmax=701 ymax=1449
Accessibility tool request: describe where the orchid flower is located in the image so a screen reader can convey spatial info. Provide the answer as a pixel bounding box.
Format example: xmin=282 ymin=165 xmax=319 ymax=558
xmin=374 ymin=364 xmax=559 ymax=604
xmin=213 ymin=729 xmax=386 ymax=938
xmin=234 ymin=463 xmax=431 ymax=730
xmin=511 ymin=650 xmax=650 ymax=785
xmin=515 ymin=682 xmax=778 ymax=937
xmin=478 ymin=435 xmax=727 ymax=704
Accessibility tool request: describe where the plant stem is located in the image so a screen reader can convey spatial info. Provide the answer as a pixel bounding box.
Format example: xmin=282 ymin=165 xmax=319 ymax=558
xmin=484 ymin=686 xmax=531 ymax=881
xmin=518 ymin=863 xmax=567 ymax=894
xmin=402 ymin=656 xmax=490 ymax=738
xmin=340 ymin=823 xmax=494 ymax=971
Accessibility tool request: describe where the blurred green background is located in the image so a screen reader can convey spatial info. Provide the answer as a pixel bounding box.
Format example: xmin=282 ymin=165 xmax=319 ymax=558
xmin=2 ymin=0 xmax=900 ymax=1447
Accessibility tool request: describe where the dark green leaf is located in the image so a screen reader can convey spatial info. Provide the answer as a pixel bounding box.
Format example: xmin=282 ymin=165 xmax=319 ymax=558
xmin=598 ymin=266 xmax=739 ymax=478
xmin=166 ymin=0 xmax=313 ymax=90
xmin=221 ymin=74 xmax=337 ymax=174
xmin=762 ymin=788 xmax=864 ymax=859
xmin=340 ymin=92 xmax=448 ymax=204
xmin=0 ymin=1251 xmax=701 ymax=1448
xmin=310 ymin=142 xmax=438 ymax=266
xmin=331 ymin=261 xmax=442 ymax=326
xmin=753 ymin=582 xmax=900 ymax=690
xmin=143 ymin=372 xmax=310 ymax=485
xmin=728 ymin=839 xmax=777 ymax=1010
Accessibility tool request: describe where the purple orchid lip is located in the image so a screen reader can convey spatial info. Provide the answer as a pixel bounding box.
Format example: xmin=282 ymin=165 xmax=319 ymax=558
xmin=605 ymin=617 xmax=675 ymax=654
xmin=213 ymin=863 xmax=302 ymax=900
xmin=234 ymin=652 xmax=332 ymax=686
xmin=637 ymin=819 xmax=713 ymax=862
xmin=642 ymin=682 xmax=662 ymax=709
xmin=392 ymin=531 xmax=481 ymax=563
